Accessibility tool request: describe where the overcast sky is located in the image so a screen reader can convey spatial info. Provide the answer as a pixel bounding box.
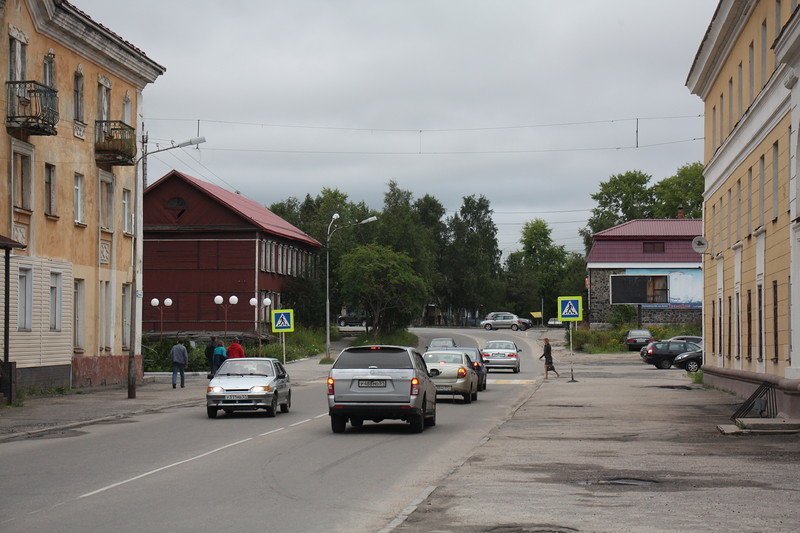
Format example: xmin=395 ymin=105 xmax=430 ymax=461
xmin=77 ymin=0 xmax=717 ymax=255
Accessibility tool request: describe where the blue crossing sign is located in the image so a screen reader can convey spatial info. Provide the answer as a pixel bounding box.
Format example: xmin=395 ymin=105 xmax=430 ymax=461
xmin=271 ymin=309 xmax=295 ymax=333
xmin=557 ymin=296 xmax=583 ymax=322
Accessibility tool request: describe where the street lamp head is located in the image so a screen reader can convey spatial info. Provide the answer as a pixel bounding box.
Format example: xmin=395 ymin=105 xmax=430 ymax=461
xmin=214 ymin=295 xmax=224 ymax=305
xmin=175 ymin=136 xmax=206 ymax=148
xmin=164 ymin=298 xmax=173 ymax=307
xmin=360 ymin=215 xmax=378 ymax=224
xmin=150 ymin=298 xmax=159 ymax=307
xmin=229 ymin=295 xmax=239 ymax=305
xmin=263 ymin=297 xmax=272 ymax=307
xmin=249 ymin=297 xmax=258 ymax=306
xmin=332 ymin=213 xmax=340 ymax=221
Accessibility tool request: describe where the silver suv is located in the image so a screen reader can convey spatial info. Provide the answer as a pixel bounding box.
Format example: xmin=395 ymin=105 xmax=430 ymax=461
xmin=327 ymin=345 xmax=437 ymax=433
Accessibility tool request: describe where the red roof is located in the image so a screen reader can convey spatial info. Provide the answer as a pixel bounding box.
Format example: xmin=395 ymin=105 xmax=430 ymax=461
xmin=587 ymin=219 xmax=702 ymax=264
xmin=147 ymin=170 xmax=320 ymax=248
xmin=594 ymin=219 xmax=703 ymax=239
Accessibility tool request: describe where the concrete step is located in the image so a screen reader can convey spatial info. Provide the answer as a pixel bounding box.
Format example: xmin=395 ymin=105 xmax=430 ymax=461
xmin=735 ymin=418 xmax=800 ymax=431
xmin=717 ymin=424 xmax=745 ymax=435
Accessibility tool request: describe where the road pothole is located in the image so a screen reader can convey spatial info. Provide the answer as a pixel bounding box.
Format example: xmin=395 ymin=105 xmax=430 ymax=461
xmin=644 ymin=385 xmax=694 ymax=390
xmin=577 ymin=477 xmax=658 ymax=487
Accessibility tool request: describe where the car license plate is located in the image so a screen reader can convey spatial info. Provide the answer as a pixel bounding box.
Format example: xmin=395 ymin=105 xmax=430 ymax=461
xmin=436 ymin=385 xmax=452 ymax=392
xmin=224 ymin=394 xmax=247 ymax=400
xmin=358 ymin=380 xmax=386 ymax=388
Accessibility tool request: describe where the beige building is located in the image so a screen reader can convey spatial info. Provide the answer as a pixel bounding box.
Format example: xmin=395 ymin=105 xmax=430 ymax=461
xmin=687 ymin=0 xmax=800 ymax=416
xmin=0 ymin=0 xmax=163 ymax=389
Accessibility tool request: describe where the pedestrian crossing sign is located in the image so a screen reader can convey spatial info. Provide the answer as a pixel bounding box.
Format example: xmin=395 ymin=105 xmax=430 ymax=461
xmin=271 ymin=309 xmax=295 ymax=333
xmin=557 ymin=296 xmax=583 ymax=322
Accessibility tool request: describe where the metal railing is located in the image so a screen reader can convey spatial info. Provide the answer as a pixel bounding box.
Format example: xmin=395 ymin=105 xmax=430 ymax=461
xmin=6 ymin=81 xmax=59 ymax=135
xmin=731 ymin=381 xmax=778 ymax=420
xmin=95 ymin=120 xmax=136 ymax=164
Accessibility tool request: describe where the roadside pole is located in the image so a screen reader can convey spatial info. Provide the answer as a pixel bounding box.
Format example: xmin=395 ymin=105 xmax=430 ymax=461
xmin=557 ymin=296 xmax=582 ymax=384
xmin=271 ymin=309 xmax=293 ymax=366
xmin=281 ymin=332 xmax=286 ymax=365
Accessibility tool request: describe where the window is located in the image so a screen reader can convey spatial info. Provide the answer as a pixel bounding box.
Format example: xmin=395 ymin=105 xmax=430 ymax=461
xmin=711 ymin=204 xmax=716 ymax=251
xmin=99 ymin=281 xmax=111 ymax=349
xmin=736 ymin=179 xmax=741 ymax=242
xmin=74 ymin=173 xmax=84 ymax=223
xmin=718 ymin=297 xmax=723 ymax=359
xmin=122 ymin=284 xmax=131 ymax=349
xmin=711 ymin=299 xmax=716 ymax=356
xmin=12 ymin=149 xmax=33 ymax=211
xmin=728 ymin=78 xmax=733 ymax=132
xmin=43 ymin=52 xmax=55 ymax=87
xmin=757 ymin=284 xmax=764 ymax=361
xmin=748 ymin=42 xmax=755 ymax=103
xmin=747 ymin=167 xmax=753 ymax=235
xmin=719 ymin=94 xmax=724 ymax=139
xmin=73 ymin=279 xmax=84 ymax=349
xmin=98 ymin=83 xmax=110 ymax=122
xmin=727 ymin=296 xmax=732 ymax=358
xmin=18 ymin=268 xmax=32 ymax=331
xmin=100 ymin=172 xmax=114 ymax=230
xmin=761 ymin=21 xmax=768 ymax=88
xmin=44 ymin=163 xmax=56 ymax=216
xmin=9 ymin=36 xmax=26 ymax=82
xmin=123 ymin=95 xmax=132 ymax=125
xmin=747 ymin=290 xmax=752 ymax=359
xmin=772 ymin=141 xmax=779 ymax=220
xmin=727 ymin=188 xmax=732 ymax=247
xmin=737 ymin=63 xmax=743 ymax=117
xmin=759 ymin=155 xmax=766 ymax=227
xmin=712 ymin=106 xmax=717 ymax=147
xmin=73 ymin=71 xmax=84 ymax=122
xmin=50 ymin=272 xmax=62 ymax=331
xmin=122 ymin=189 xmax=132 ymax=233
xmin=776 ymin=0 xmax=782 ymax=36
xmin=642 ymin=242 xmax=665 ymax=253
xmin=772 ymin=280 xmax=779 ymax=362
xmin=735 ymin=291 xmax=741 ymax=359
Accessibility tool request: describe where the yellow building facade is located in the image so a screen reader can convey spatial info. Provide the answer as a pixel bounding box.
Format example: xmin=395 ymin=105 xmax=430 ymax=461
xmin=688 ymin=0 xmax=800 ymax=416
xmin=0 ymin=0 xmax=163 ymax=389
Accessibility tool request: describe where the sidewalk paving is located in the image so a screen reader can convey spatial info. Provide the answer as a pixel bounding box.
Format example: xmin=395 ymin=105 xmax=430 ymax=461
xmin=0 ymin=339 xmax=349 ymax=442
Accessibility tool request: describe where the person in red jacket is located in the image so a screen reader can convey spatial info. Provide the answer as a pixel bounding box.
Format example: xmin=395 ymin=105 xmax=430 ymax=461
xmin=227 ymin=337 xmax=245 ymax=359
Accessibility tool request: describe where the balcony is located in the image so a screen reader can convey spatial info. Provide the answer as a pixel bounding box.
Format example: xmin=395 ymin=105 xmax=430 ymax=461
xmin=95 ymin=120 xmax=136 ymax=166
xmin=6 ymin=81 xmax=59 ymax=136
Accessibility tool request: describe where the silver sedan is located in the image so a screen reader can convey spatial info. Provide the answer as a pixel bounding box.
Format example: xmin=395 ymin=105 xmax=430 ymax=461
xmin=206 ymin=358 xmax=291 ymax=418
xmin=482 ymin=340 xmax=522 ymax=373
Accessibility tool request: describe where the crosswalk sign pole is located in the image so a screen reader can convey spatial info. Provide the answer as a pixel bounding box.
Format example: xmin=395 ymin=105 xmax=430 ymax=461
xmin=281 ymin=332 xmax=286 ymax=366
xmin=568 ymin=322 xmax=578 ymax=382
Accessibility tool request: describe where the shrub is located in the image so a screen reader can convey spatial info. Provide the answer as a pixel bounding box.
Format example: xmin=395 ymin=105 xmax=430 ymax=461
xmin=688 ymin=370 xmax=703 ymax=384
xmin=608 ymin=305 xmax=637 ymax=327
xmin=353 ymin=329 xmax=418 ymax=348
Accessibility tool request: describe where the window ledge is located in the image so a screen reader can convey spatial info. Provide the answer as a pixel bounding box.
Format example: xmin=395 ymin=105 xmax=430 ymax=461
xmin=753 ymin=226 xmax=766 ymax=237
xmin=732 ymin=241 xmax=743 ymax=250
xmin=13 ymin=207 xmax=32 ymax=216
xmin=123 ymin=231 xmax=134 ymax=238
xmin=45 ymin=214 xmax=59 ymax=221
xmin=17 ymin=328 xmax=31 ymax=333
xmin=75 ymin=221 xmax=87 ymax=228
xmin=100 ymin=227 xmax=114 ymax=235
xmin=73 ymin=348 xmax=85 ymax=355
xmin=772 ymin=217 xmax=778 ymax=224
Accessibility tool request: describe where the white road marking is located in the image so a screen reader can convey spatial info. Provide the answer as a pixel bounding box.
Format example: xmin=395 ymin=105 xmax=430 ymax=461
xmin=259 ymin=427 xmax=285 ymax=437
xmin=79 ymin=437 xmax=254 ymax=499
xmin=289 ymin=418 xmax=312 ymax=427
xmin=314 ymin=413 xmax=327 ymax=419
xmin=486 ymin=379 xmax=536 ymax=385
xmin=1 ymin=517 xmax=16 ymax=524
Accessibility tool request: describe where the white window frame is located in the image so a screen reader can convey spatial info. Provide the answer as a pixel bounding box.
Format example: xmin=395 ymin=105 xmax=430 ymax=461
xmin=737 ymin=62 xmax=743 ymax=117
xmin=759 ymin=155 xmax=766 ymax=227
xmin=122 ymin=188 xmax=132 ymax=234
xmin=9 ymin=35 xmax=26 ymax=82
xmin=761 ymin=20 xmax=768 ymax=89
xmin=18 ymin=267 xmax=32 ymax=331
xmin=747 ymin=167 xmax=753 ymax=235
xmin=121 ymin=283 xmax=131 ymax=349
xmin=772 ymin=141 xmax=780 ymax=220
xmin=74 ymin=279 xmax=84 ymax=349
xmin=100 ymin=170 xmax=114 ymax=231
xmin=43 ymin=52 xmax=55 ymax=88
xmin=50 ymin=271 xmax=62 ymax=331
xmin=74 ymin=173 xmax=84 ymax=224
xmin=11 ymin=138 xmax=34 ymax=212
xmin=123 ymin=95 xmax=132 ymax=125
xmin=73 ymin=70 xmax=84 ymax=123
xmin=44 ymin=163 xmax=56 ymax=216
xmin=748 ymin=42 xmax=755 ymax=103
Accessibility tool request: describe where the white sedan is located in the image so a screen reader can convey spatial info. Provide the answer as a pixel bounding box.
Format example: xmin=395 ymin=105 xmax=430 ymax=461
xmin=422 ymin=351 xmax=479 ymax=403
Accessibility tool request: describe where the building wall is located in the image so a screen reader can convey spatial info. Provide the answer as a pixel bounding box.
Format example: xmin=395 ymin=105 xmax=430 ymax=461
xmin=0 ymin=1 xmax=159 ymax=387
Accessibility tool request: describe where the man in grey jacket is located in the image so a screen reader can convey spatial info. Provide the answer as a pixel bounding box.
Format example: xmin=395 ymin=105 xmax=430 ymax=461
xmin=170 ymin=340 xmax=189 ymax=389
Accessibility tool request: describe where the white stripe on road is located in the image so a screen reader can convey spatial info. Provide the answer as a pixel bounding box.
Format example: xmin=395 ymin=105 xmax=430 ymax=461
xmin=486 ymin=379 xmax=536 ymax=385
xmin=289 ymin=418 xmax=312 ymax=427
xmin=314 ymin=413 xmax=327 ymax=419
xmin=79 ymin=437 xmax=254 ymax=499
xmin=259 ymin=427 xmax=285 ymax=437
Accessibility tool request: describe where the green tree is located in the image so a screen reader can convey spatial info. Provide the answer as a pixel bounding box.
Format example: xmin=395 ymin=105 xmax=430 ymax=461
xmin=339 ymin=244 xmax=428 ymax=333
xmin=503 ymin=251 xmax=539 ymax=318
xmin=651 ymin=162 xmax=704 ymax=219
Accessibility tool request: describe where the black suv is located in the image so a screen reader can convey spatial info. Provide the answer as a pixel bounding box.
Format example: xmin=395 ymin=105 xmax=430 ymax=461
xmin=337 ymin=314 xmax=370 ymax=327
xmin=641 ymin=340 xmax=701 ymax=369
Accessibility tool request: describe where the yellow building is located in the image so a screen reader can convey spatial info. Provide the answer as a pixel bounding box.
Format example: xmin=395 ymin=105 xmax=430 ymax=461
xmin=0 ymin=0 xmax=163 ymax=390
xmin=687 ymin=0 xmax=800 ymax=416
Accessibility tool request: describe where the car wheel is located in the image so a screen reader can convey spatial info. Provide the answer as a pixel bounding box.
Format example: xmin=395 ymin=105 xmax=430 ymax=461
xmin=520 ymin=325 xmax=528 ymax=331
xmin=331 ymin=415 xmax=347 ymax=433
xmin=513 ymin=365 xmax=520 ymax=373
xmin=511 ymin=324 xmax=519 ymax=331
xmin=484 ymin=323 xmax=492 ymax=330
xmin=338 ymin=319 xmax=346 ymax=327
xmin=657 ymin=359 xmax=673 ymax=370
xmin=424 ymin=405 xmax=436 ymax=427
xmin=266 ymin=395 xmax=278 ymax=417
xmin=350 ymin=417 xmax=364 ymax=428
xmin=410 ymin=413 xmax=425 ymax=433
xmin=471 ymin=387 xmax=478 ymax=401
xmin=206 ymin=407 xmax=218 ymax=419
xmin=462 ymin=391 xmax=472 ymax=404
xmin=686 ymin=361 xmax=701 ymax=372
xmin=280 ymin=392 xmax=291 ymax=413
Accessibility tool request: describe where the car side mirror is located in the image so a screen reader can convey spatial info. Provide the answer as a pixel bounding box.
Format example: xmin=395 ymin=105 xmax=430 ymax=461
xmin=277 ymin=372 xmax=286 ymax=379
xmin=428 ymin=368 xmax=440 ymax=377
xmin=517 ymin=348 xmax=522 ymax=353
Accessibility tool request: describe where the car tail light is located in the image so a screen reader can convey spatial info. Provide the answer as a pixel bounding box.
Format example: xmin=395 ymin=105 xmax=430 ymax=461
xmin=507 ymin=352 xmax=517 ymax=357
xmin=472 ymin=362 xmax=480 ymax=368
xmin=647 ymin=347 xmax=654 ymax=355
xmin=457 ymin=367 xmax=467 ymax=378
xmin=626 ymin=339 xmax=635 ymax=343
xmin=482 ymin=352 xmax=491 ymax=358
xmin=326 ymin=377 xmax=335 ymax=395
xmin=410 ymin=377 xmax=420 ymax=395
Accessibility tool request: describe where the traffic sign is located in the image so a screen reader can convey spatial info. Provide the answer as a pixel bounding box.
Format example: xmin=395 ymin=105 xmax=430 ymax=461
xmin=271 ymin=309 xmax=295 ymax=333
xmin=557 ymin=296 xmax=583 ymax=322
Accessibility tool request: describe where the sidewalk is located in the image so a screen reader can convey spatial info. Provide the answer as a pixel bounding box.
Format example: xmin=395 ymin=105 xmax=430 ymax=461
xmin=0 ymin=339 xmax=349 ymax=442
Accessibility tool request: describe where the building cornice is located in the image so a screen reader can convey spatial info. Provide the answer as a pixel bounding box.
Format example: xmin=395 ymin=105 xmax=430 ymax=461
xmin=26 ymin=0 xmax=165 ymax=90
xmin=687 ymin=0 xmax=755 ymax=99
xmin=587 ymin=262 xmax=701 ymax=270
xmin=775 ymin=4 xmax=800 ymax=65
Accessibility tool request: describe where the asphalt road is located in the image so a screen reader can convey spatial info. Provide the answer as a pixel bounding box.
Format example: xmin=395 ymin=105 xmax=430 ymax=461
xmin=0 ymin=327 xmax=546 ymax=532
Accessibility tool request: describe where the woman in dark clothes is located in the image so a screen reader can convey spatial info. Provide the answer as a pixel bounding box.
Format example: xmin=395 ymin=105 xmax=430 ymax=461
xmin=539 ymin=338 xmax=560 ymax=379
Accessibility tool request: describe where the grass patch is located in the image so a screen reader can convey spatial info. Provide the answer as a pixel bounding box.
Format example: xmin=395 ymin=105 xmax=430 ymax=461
xmin=688 ymin=370 xmax=703 ymax=384
xmin=571 ymin=323 xmax=702 ymax=353
xmin=352 ymin=329 xmax=418 ymax=348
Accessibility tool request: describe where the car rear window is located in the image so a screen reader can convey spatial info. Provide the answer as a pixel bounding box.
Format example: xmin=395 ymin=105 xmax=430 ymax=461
xmin=333 ymin=347 xmax=413 ymax=369
xmin=629 ymin=330 xmax=650 ymax=337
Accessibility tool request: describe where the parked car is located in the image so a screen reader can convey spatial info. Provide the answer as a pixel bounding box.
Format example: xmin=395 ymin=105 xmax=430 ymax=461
xmin=667 ymin=335 xmax=703 ymax=345
xmin=428 ymin=337 xmax=457 ymax=349
xmin=485 ymin=311 xmax=514 ymax=320
xmin=439 ymin=346 xmax=488 ymax=391
xmin=423 ymin=350 xmax=479 ymax=403
xmin=327 ymin=345 xmax=437 ymax=433
xmin=625 ymin=329 xmax=655 ymax=351
xmin=337 ymin=314 xmax=370 ymax=327
xmin=547 ymin=318 xmax=563 ymax=328
xmin=481 ymin=340 xmax=522 ymax=373
xmin=481 ymin=313 xmax=528 ymax=331
xmin=672 ymin=349 xmax=703 ymax=372
xmin=640 ymin=340 xmax=702 ymax=369
xmin=206 ymin=358 xmax=291 ymax=419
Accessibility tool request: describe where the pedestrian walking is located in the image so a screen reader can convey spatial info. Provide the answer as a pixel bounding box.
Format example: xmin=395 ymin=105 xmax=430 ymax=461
xmin=212 ymin=340 xmax=227 ymax=376
xmin=170 ymin=340 xmax=189 ymax=388
xmin=227 ymin=337 xmax=245 ymax=359
xmin=539 ymin=338 xmax=560 ymax=379
xmin=205 ymin=336 xmax=216 ymax=371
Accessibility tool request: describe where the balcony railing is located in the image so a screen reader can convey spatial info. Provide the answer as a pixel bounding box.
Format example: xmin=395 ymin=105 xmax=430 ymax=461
xmin=95 ymin=120 xmax=136 ymax=166
xmin=6 ymin=81 xmax=59 ymax=136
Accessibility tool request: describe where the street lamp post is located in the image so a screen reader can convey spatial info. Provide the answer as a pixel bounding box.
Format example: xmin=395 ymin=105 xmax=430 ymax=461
xmin=323 ymin=214 xmax=378 ymax=363
xmin=150 ymin=297 xmax=172 ymax=341
xmin=127 ymin=133 xmax=206 ymax=399
xmin=214 ymin=295 xmax=238 ymax=340
xmin=250 ymin=296 xmax=272 ymax=348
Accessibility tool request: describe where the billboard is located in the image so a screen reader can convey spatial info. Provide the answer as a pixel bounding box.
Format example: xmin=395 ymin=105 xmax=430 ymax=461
xmin=610 ymin=268 xmax=702 ymax=309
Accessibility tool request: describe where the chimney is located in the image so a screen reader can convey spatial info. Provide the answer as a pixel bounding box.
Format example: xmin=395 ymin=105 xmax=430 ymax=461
xmin=676 ymin=207 xmax=685 ymax=219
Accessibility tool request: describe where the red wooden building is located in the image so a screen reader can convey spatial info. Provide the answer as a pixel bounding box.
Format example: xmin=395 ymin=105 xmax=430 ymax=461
xmin=142 ymin=170 xmax=320 ymax=337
